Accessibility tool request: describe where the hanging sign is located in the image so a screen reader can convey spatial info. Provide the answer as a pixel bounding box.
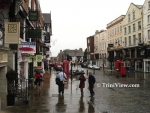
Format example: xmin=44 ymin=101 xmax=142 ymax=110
xmin=36 ymin=55 xmax=43 ymax=62
xmin=4 ymin=22 xmax=20 ymax=44
xmin=19 ymin=42 xmax=36 ymax=54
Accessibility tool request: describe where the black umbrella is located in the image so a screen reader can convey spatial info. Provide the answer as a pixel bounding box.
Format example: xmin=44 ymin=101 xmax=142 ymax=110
xmin=34 ymin=69 xmax=43 ymax=73
xmin=74 ymin=71 xmax=85 ymax=75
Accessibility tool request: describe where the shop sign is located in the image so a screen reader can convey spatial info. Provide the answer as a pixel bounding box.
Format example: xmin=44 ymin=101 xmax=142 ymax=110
xmin=36 ymin=55 xmax=43 ymax=62
xmin=28 ymin=29 xmax=41 ymax=38
xmin=19 ymin=42 xmax=36 ymax=54
xmin=29 ymin=11 xmax=38 ymax=21
xmin=4 ymin=22 xmax=20 ymax=44
xmin=44 ymin=35 xmax=50 ymax=43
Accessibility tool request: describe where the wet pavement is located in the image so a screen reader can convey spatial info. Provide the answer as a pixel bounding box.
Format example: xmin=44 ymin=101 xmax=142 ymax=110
xmin=1 ymin=69 xmax=99 ymax=113
xmin=2 ymin=66 xmax=150 ymax=113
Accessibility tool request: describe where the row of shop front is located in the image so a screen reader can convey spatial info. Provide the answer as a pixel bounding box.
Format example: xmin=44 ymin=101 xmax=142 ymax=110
xmin=89 ymin=45 xmax=150 ymax=73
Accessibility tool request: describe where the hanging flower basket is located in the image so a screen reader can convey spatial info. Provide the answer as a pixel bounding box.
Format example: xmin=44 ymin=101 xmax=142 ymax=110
xmin=6 ymin=70 xmax=18 ymax=81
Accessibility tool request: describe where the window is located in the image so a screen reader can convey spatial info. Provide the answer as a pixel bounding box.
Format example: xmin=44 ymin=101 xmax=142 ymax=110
xmin=115 ymin=28 xmax=116 ymax=35
xmin=133 ymin=11 xmax=135 ymax=20
xmin=138 ymin=21 xmax=141 ymax=30
xmin=138 ymin=33 xmax=142 ymax=43
xmin=148 ymin=15 xmax=150 ymax=24
xmin=120 ymin=26 xmax=122 ymax=32
xmin=124 ymin=27 xmax=126 ymax=35
xmin=133 ymin=35 xmax=136 ymax=45
xmin=133 ymin=24 xmax=136 ymax=32
xmin=148 ymin=1 xmax=150 ymax=9
xmin=117 ymin=27 xmax=119 ymax=34
xmin=128 ymin=26 xmax=131 ymax=34
xmin=120 ymin=37 xmax=122 ymax=44
xmin=125 ymin=37 xmax=127 ymax=46
xmin=128 ymin=14 xmax=130 ymax=22
xmin=129 ymin=36 xmax=131 ymax=46
xmin=148 ymin=30 xmax=150 ymax=40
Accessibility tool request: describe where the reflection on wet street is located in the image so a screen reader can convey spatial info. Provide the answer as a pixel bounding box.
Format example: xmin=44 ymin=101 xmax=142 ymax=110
xmin=2 ymin=67 xmax=150 ymax=113
xmin=2 ymin=69 xmax=98 ymax=113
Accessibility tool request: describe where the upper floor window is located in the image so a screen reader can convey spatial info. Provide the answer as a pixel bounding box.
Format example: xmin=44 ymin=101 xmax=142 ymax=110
xmin=128 ymin=26 xmax=131 ymax=34
xmin=120 ymin=26 xmax=122 ymax=32
xmin=138 ymin=21 xmax=141 ymax=30
xmin=133 ymin=35 xmax=136 ymax=45
xmin=124 ymin=27 xmax=126 ymax=35
xmin=128 ymin=14 xmax=130 ymax=22
xmin=133 ymin=11 xmax=135 ymax=20
xmin=133 ymin=23 xmax=136 ymax=32
xmin=148 ymin=15 xmax=150 ymax=24
xmin=148 ymin=30 xmax=150 ymax=40
xmin=129 ymin=36 xmax=131 ymax=46
xmin=148 ymin=1 xmax=150 ymax=9
xmin=125 ymin=37 xmax=127 ymax=46
xmin=138 ymin=33 xmax=142 ymax=43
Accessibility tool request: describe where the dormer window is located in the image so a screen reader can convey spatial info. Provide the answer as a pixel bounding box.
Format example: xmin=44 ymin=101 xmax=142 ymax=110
xmin=128 ymin=14 xmax=130 ymax=22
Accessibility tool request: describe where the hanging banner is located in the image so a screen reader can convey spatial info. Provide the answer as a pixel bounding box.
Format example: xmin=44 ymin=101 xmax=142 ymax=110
xmin=19 ymin=42 xmax=36 ymax=54
xmin=4 ymin=22 xmax=20 ymax=44
xmin=44 ymin=35 xmax=50 ymax=43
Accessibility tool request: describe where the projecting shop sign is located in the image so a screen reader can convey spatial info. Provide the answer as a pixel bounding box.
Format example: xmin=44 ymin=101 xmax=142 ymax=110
xmin=4 ymin=22 xmax=20 ymax=44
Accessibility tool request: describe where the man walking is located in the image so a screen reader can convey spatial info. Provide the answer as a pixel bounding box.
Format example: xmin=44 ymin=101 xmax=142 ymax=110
xmin=57 ymin=68 xmax=67 ymax=95
xmin=88 ymin=72 xmax=96 ymax=97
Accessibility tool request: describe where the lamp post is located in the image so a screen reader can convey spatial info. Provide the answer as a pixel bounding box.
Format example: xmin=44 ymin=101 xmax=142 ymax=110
xmin=91 ymin=53 xmax=95 ymax=74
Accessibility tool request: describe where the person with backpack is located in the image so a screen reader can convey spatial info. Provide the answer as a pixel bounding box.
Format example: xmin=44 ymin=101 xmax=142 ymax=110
xmin=56 ymin=68 xmax=67 ymax=95
xmin=88 ymin=72 xmax=96 ymax=97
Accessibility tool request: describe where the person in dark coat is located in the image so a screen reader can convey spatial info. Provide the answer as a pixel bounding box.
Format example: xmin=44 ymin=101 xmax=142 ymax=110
xmin=79 ymin=74 xmax=86 ymax=96
xmin=88 ymin=72 xmax=96 ymax=97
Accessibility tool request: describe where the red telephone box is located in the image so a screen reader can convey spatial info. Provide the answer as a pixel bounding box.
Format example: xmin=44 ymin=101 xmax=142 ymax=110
xmin=115 ymin=60 xmax=126 ymax=76
xmin=62 ymin=60 xmax=70 ymax=78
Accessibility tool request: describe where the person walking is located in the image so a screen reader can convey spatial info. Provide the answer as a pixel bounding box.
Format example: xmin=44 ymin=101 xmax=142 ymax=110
xmin=56 ymin=68 xmax=67 ymax=95
xmin=79 ymin=74 xmax=86 ymax=96
xmin=88 ymin=72 xmax=96 ymax=97
xmin=34 ymin=72 xmax=42 ymax=95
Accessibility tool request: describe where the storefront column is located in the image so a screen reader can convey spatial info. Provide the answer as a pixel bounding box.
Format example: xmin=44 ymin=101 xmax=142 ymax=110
xmin=24 ymin=60 xmax=28 ymax=80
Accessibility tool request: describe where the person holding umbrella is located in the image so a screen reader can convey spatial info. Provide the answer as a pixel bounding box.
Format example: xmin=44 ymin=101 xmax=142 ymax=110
xmin=34 ymin=67 xmax=43 ymax=95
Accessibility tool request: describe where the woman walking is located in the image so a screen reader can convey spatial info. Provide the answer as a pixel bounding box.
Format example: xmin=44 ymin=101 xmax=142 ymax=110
xmin=79 ymin=74 xmax=86 ymax=96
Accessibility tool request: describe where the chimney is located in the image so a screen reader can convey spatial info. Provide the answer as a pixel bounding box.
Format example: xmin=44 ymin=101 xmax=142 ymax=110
xmin=95 ymin=30 xmax=99 ymax=34
xmin=79 ymin=48 xmax=82 ymax=52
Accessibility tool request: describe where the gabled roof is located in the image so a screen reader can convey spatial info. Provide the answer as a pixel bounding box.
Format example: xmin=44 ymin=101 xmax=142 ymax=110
xmin=125 ymin=3 xmax=143 ymax=16
xmin=135 ymin=4 xmax=143 ymax=8
xmin=43 ymin=13 xmax=51 ymax=23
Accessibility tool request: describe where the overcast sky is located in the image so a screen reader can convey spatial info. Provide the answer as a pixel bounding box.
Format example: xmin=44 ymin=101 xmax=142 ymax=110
xmin=39 ymin=0 xmax=144 ymax=57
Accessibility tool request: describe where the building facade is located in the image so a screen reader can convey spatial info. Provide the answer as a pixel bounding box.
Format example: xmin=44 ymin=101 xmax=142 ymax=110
xmin=107 ymin=15 xmax=125 ymax=68
xmin=122 ymin=3 xmax=143 ymax=71
xmin=143 ymin=0 xmax=150 ymax=72
xmin=87 ymin=36 xmax=94 ymax=64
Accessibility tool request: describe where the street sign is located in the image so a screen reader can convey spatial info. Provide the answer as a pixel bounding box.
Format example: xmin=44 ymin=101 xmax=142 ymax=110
xmin=36 ymin=55 xmax=43 ymax=62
